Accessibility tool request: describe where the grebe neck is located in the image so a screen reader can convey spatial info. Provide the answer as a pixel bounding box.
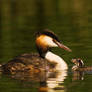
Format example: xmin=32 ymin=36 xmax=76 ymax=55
xmin=45 ymin=51 xmax=68 ymax=70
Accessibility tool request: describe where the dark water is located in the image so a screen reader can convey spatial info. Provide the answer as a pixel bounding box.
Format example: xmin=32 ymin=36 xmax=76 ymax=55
xmin=0 ymin=0 xmax=92 ymax=92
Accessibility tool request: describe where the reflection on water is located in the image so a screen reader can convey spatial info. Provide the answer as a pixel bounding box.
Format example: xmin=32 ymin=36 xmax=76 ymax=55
xmin=6 ymin=70 xmax=68 ymax=92
xmin=72 ymin=71 xmax=84 ymax=81
xmin=1 ymin=69 xmax=92 ymax=92
xmin=0 ymin=67 xmax=92 ymax=92
xmin=47 ymin=70 xmax=67 ymax=89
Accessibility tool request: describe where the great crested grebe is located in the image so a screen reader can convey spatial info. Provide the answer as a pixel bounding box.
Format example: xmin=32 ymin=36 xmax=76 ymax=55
xmin=72 ymin=58 xmax=92 ymax=71
xmin=0 ymin=29 xmax=71 ymax=74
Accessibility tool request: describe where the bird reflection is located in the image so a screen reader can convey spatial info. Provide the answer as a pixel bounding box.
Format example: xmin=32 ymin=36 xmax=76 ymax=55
xmin=8 ymin=70 xmax=68 ymax=92
xmin=72 ymin=71 xmax=84 ymax=81
xmin=46 ymin=70 xmax=67 ymax=92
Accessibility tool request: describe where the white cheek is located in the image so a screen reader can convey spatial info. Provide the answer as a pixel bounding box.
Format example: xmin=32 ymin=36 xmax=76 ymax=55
xmin=43 ymin=36 xmax=58 ymax=47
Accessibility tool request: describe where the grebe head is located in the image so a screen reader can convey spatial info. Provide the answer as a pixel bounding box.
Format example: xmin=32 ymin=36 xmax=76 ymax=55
xmin=36 ymin=29 xmax=71 ymax=58
xmin=72 ymin=58 xmax=84 ymax=67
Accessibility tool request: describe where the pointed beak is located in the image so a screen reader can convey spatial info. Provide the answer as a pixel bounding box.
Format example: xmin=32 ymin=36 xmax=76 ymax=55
xmin=54 ymin=40 xmax=72 ymax=52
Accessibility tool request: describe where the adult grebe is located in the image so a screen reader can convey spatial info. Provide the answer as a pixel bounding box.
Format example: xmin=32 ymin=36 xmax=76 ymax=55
xmin=1 ymin=29 xmax=71 ymax=74
xmin=72 ymin=58 xmax=92 ymax=71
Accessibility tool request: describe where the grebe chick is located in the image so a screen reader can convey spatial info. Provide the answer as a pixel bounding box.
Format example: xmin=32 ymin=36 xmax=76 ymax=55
xmin=72 ymin=58 xmax=92 ymax=71
xmin=1 ymin=29 xmax=71 ymax=74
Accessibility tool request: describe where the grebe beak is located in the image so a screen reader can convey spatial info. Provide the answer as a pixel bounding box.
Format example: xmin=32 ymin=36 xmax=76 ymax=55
xmin=53 ymin=40 xmax=72 ymax=52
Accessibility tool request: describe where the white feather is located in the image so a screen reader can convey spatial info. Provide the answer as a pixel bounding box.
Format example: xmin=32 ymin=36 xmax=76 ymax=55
xmin=45 ymin=51 xmax=68 ymax=70
xmin=43 ymin=36 xmax=58 ymax=47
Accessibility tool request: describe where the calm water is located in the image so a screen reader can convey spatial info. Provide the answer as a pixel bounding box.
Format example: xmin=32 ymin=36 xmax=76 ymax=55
xmin=0 ymin=0 xmax=92 ymax=92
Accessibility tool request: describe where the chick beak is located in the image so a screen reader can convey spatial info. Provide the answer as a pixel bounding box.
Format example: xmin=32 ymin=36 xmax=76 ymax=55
xmin=54 ymin=40 xmax=72 ymax=52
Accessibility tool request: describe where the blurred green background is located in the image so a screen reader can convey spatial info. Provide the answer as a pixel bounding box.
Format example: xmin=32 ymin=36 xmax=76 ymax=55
xmin=0 ymin=0 xmax=92 ymax=92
